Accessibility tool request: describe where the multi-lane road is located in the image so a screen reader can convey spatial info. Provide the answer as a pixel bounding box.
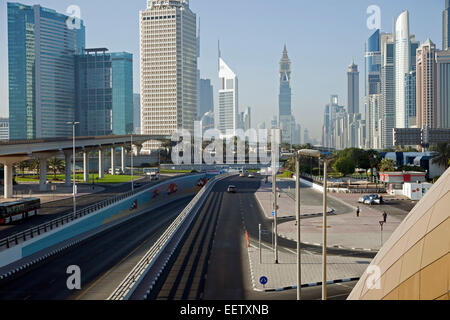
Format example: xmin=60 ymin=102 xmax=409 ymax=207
xmin=0 ymin=174 xmax=372 ymax=300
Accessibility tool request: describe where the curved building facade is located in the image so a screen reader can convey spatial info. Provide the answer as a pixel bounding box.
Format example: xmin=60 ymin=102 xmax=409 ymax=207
xmin=348 ymin=167 xmax=450 ymax=300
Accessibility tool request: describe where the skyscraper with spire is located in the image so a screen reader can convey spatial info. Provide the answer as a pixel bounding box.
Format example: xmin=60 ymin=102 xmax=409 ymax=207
xmin=279 ymin=45 xmax=294 ymax=145
xmin=443 ymin=0 xmax=450 ymax=50
xmin=347 ymin=59 xmax=359 ymax=115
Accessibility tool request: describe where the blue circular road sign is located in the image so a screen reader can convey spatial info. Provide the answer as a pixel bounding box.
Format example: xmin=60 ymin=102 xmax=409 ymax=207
xmin=259 ymin=276 xmax=268 ymax=285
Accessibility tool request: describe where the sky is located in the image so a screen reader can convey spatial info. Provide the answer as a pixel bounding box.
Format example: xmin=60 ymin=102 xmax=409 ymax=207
xmin=0 ymin=0 xmax=445 ymax=141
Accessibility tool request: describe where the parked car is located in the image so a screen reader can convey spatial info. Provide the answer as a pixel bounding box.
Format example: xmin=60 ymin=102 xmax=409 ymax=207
xmin=227 ymin=185 xmax=237 ymax=193
xmin=358 ymin=194 xmax=383 ymax=205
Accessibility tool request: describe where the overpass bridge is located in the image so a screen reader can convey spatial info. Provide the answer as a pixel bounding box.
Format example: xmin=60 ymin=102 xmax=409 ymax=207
xmin=0 ymin=135 xmax=170 ymax=199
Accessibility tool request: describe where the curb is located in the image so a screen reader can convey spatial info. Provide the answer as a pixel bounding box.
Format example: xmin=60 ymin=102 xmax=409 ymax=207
xmin=278 ymin=234 xmax=379 ymax=253
xmin=258 ymin=277 xmax=361 ymax=292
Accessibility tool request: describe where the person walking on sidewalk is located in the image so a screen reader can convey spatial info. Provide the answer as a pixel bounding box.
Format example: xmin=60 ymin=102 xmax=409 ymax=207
xmin=356 ymin=206 xmax=360 ymax=217
xmin=382 ymin=211 xmax=388 ymax=223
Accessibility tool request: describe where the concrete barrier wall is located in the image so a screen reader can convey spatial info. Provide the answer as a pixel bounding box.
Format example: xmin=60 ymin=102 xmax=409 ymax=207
xmin=300 ymin=178 xmax=324 ymax=193
xmin=0 ymin=174 xmax=209 ymax=268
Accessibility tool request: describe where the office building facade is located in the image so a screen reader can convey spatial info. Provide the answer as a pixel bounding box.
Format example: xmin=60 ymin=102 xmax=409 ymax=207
xmin=140 ymin=0 xmax=198 ymax=151
xmin=436 ymin=49 xmax=450 ymax=128
xmin=416 ymin=39 xmax=438 ymax=130
xmin=8 ymin=3 xmax=85 ymax=140
xmin=217 ymin=57 xmax=239 ymax=135
xmin=347 ymin=60 xmax=359 ymax=115
xmin=199 ymin=78 xmax=214 ymax=119
xmin=443 ymin=0 xmax=450 ymax=50
xmin=0 ymin=118 xmax=9 ymax=141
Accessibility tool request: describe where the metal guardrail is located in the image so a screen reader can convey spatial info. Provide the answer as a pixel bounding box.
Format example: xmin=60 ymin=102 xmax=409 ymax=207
xmin=108 ymin=174 xmax=232 ymax=300
xmin=0 ymin=175 xmax=193 ymax=250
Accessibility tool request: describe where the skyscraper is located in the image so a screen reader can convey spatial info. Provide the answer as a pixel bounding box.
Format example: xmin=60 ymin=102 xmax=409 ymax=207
xmin=217 ymin=57 xmax=239 ymax=135
xmin=443 ymin=0 xmax=450 ymax=50
xmin=380 ymin=32 xmax=396 ymax=149
xmin=111 ymin=52 xmax=134 ymax=135
xmin=395 ymin=11 xmax=411 ymax=129
xmin=416 ymin=39 xmax=438 ymax=129
xmin=347 ymin=60 xmax=359 ymax=115
xmin=133 ymin=94 xmax=141 ymax=134
xmin=279 ymin=45 xmax=293 ymax=144
xmin=75 ymin=48 xmax=113 ymax=137
xmin=199 ymin=78 xmax=214 ymax=119
xmin=436 ymin=49 xmax=450 ymax=128
xmin=405 ymin=70 xmax=417 ymax=128
xmin=140 ymin=0 xmax=197 ymax=151
xmin=8 ymin=3 xmax=85 ymax=140
xmin=0 ymin=118 xmax=9 ymax=141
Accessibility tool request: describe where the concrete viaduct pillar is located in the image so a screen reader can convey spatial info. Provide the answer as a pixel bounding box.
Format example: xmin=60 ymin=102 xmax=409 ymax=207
xmin=111 ymin=147 xmax=116 ymax=176
xmin=63 ymin=151 xmax=72 ymax=187
xmin=0 ymin=156 xmax=31 ymax=200
xmin=35 ymin=152 xmax=57 ymax=192
xmin=98 ymin=148 xmax=104 ymax=179
xmin=121 ymin=147 xmax=126 ymax=174
xmin=83 ymin=149 xmax=89 ymax=182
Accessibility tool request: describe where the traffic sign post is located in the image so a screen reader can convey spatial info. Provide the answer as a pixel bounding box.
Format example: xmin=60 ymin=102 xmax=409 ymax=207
xmin=259 ymin=224 xmax=262 ymax=264
xmin=379 ymin=221 xmax=385 ymax=247
xmin=259 ymin=276 xmax=268 ymax=289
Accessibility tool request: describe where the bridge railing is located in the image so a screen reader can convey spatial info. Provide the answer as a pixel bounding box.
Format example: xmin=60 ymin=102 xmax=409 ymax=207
xmin=108 ymin=173 xmax=232 ymax=300
xmin=0 ymin=176 xmax=191 ymax=250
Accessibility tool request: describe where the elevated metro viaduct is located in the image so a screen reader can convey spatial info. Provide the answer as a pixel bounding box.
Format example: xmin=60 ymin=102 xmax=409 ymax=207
xmin=0 ymin=135 xmax=170 ymax=200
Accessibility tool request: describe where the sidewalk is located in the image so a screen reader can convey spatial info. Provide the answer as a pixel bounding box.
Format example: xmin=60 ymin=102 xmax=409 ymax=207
xmin=0 ymin=182 xmax=105 ymax=204
xmin=254 ymin=180 xmax=403 ymax=251
xmin=247 ymin=241 xmax=371 ymax=291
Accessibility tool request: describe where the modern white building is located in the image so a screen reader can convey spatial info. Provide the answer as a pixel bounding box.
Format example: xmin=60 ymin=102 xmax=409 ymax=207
xmin=395 ymin=11 xmax=411 ymax=129
xmin=0 ymin=118 xmax=9 ymax=141
xmin=217 ymin=57 xmax=239 ymax=136
xmin=140 ymin=0 xmax=198 ymax=152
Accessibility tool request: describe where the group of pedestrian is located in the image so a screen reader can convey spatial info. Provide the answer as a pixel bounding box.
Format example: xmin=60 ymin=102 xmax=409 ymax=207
xmin=356 ymin=206 xmax=388 ymax=222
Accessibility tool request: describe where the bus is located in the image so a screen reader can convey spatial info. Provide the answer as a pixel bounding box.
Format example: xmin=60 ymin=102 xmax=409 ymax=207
xmin=143 ymin=168 xmax=160 ymax=181
xmin=0 ymin=198 xmax=41 ymax=224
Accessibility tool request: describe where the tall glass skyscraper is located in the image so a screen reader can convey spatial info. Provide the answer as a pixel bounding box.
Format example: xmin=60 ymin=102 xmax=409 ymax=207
xmin=218 ymin=57 xmax=239 ymax=135
xmin=443 ymin=0 xmax=450 ymax=50
xmin=75 ymin=49 xmax=134 ymax=136
xmin=111 ymin=52 xmax=134 ymax=135
xmin=8 ymin=3 xmax=85 ymax=140
xmin=405 ymin=71 xmax=417 ymax=128
xmin=75 ymin=48 xmax=113 ymax=137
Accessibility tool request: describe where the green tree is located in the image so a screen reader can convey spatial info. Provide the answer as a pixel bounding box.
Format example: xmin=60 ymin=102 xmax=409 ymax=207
xmin=333 ymin=157 xmax=356 ymax=176
xmin=15 ymin=161 xmax=29 ymax=178
xmin=47 ymin=158 xmax=65 ymax=180
xmin=379 ymin=158 xmax=396 ymax=172
xmin=431 ymin=143 xmax=450 ymax=169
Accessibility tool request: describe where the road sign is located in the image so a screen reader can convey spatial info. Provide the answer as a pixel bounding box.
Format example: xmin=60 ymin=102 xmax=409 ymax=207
xmin=272 ymin=211 xmax=275 ymax=216
xmin=259 ymin=276 xmax=268 ymax=286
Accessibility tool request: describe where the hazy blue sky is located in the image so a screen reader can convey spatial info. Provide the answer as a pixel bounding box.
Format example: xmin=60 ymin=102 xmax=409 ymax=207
xmin=0 ymin=0 xmax=444 ymax=140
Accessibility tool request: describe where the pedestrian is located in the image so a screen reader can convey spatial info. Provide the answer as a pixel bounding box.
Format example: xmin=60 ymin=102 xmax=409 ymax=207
xmin=356 ymin=206 xmax=360 ymax=217
xmin=383 ymin=211 xmax=387 ymax=223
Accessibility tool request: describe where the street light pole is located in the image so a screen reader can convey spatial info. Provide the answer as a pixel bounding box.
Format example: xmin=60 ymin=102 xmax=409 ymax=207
xmin=322 ymin=158 xmax=328 ymax=300
xmin=67 ymin=121 xmax=79 ymax=216
xmin=131 ymin=133 xmax=134 ymax=193
xmin=272 ymin=148 xmax=278 ymax=264
xmin=295 ymin=153 xmax=301 ymax=300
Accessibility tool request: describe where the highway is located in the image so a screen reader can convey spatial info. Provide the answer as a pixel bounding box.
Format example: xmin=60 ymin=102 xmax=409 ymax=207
xmin=147 ymin=175 xmax=366 ymax=300
xmin=0 ymin=196 xmax=193 ymax=300
xmin=0 ymin=175 xmax=176 ymax=239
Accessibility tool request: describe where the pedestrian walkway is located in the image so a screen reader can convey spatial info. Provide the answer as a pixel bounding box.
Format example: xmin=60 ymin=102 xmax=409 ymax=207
xmin=0 ymin=182 xmax=104 ymax=204
xmin=254 ymin=179 xmax=403 ymax=251
xmin=246 ymin=240 xmax=371 ymax=291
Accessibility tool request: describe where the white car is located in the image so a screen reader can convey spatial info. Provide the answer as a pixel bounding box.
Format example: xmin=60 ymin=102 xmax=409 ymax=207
xmin=248 ymin=174 xmax=255 ymax=178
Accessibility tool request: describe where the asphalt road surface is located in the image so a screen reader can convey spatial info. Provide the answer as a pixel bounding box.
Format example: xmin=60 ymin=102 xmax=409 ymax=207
xmin=0 ymin=196 xmax=193 ymax=300
xmin=148 ymin=175 xmax=363 ymax=301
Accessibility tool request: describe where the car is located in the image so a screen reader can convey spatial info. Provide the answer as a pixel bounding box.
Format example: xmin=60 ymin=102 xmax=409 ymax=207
xmin=239 ymin=173 xmax=246 ymax=177
xmin=227 ymin=185 xmax=237 ymax=193
xmin=248 ymin=174 xmax=255 ymax=178
xmin=359 ymin=194 xmax=383 ymax=205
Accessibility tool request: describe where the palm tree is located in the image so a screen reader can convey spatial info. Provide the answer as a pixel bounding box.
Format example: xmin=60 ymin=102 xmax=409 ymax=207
xmin=432 ymin=143 xmax=450 ymax=169
xmin=379 ymin=158 xmax=396 ymax=172
xmin=47 ymin=158 xmax=65 ymax=180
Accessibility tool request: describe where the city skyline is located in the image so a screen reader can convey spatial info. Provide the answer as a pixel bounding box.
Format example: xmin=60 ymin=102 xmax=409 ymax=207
xmin=0 ymin=0 xmax=445 ymax=141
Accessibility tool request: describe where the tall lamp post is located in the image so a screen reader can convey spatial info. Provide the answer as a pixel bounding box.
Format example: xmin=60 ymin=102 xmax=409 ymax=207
xmin=131 ymin=133 xmax=134 ymax=193
xmin=295 ymin=151 xmax=302 ymax=300
xmin=298 ymin=149 xmax=330 ymax=300
xmin=67 ymin=121 xmax=80 ymax=216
